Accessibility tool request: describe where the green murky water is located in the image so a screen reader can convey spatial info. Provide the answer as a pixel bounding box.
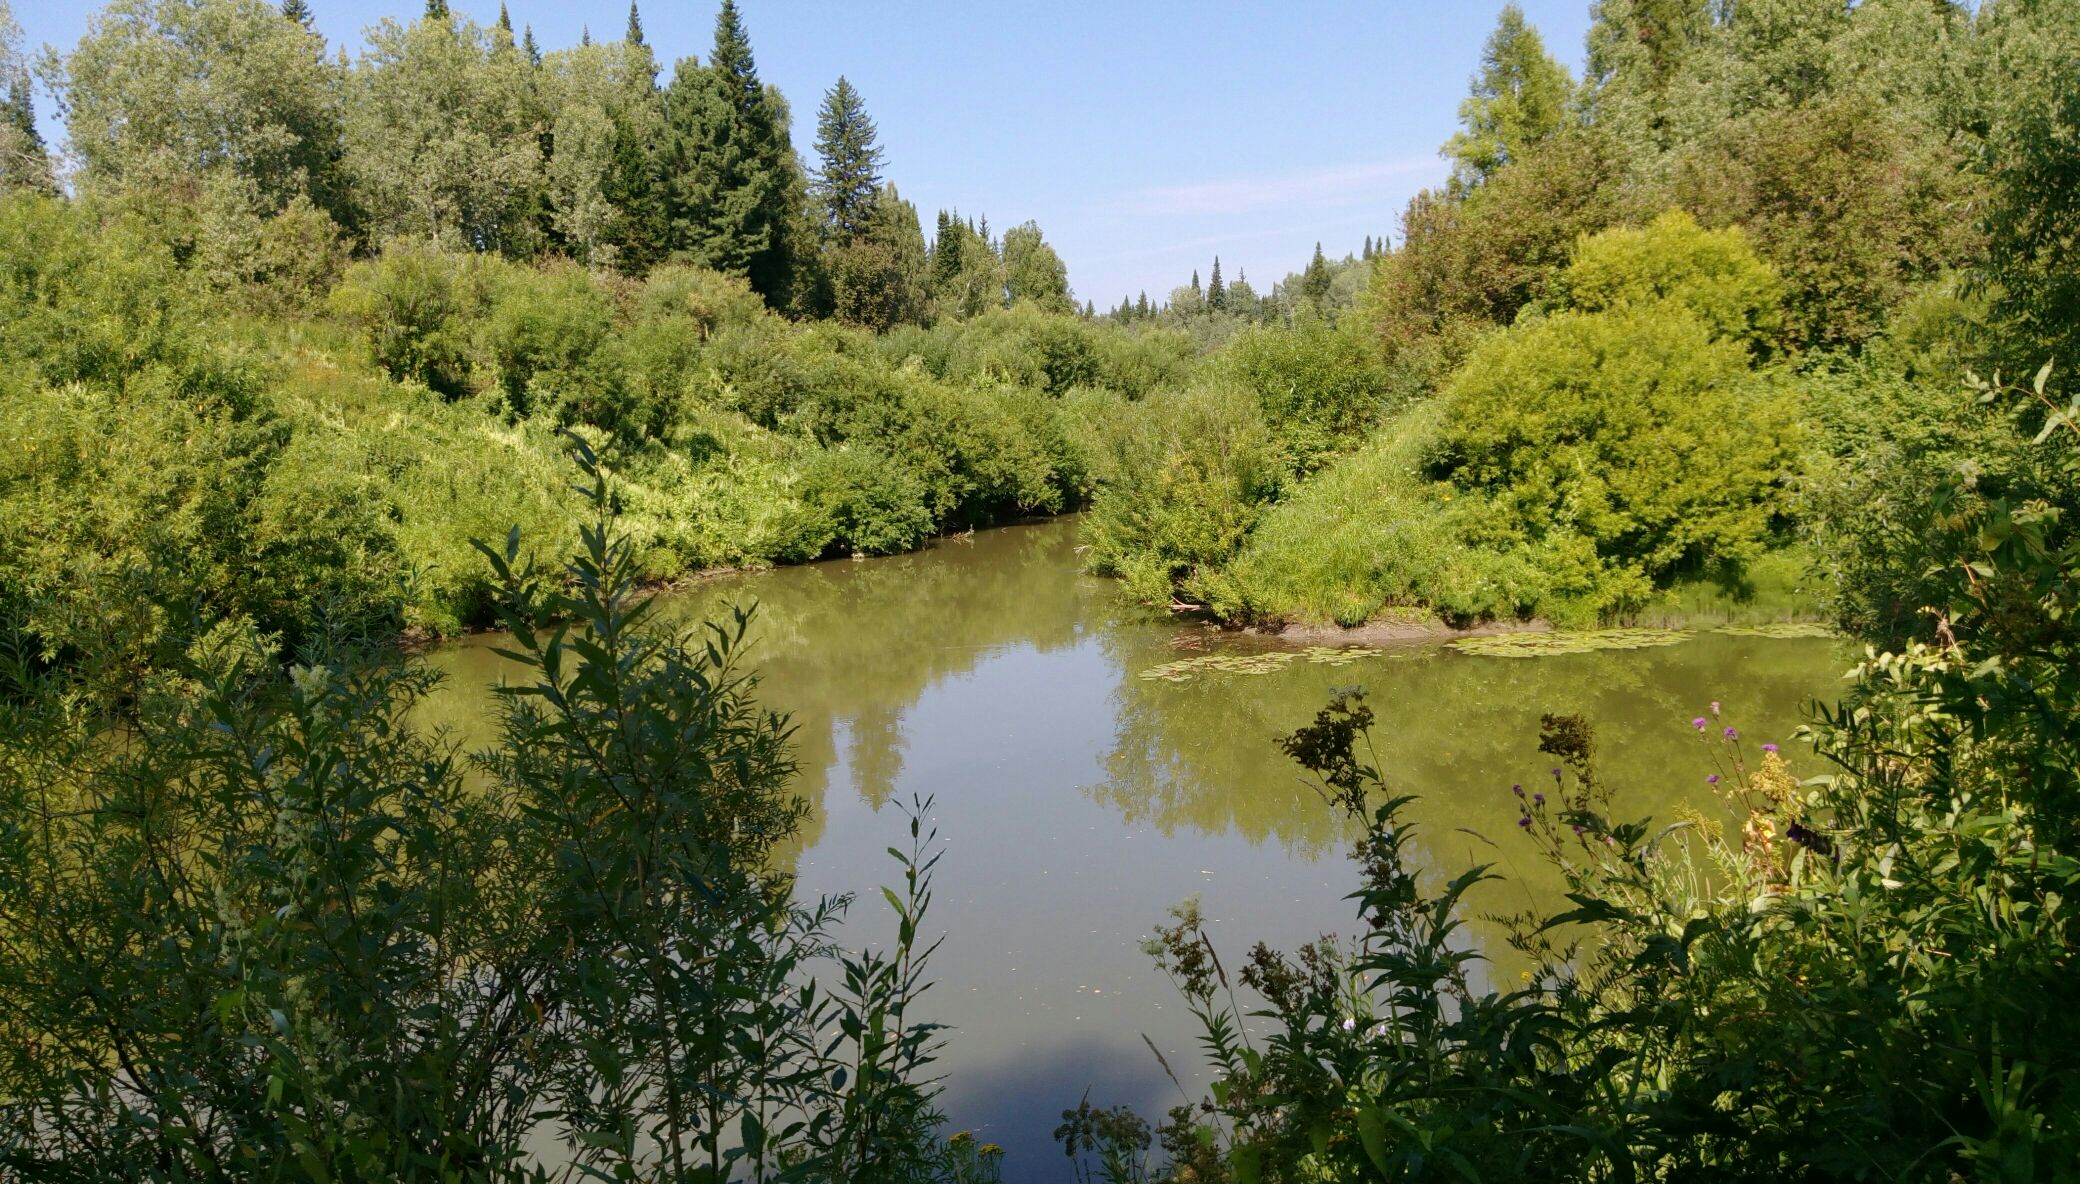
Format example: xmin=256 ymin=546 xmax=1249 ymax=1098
xmin=420 ymin=518 xmax=1846 ymax=1179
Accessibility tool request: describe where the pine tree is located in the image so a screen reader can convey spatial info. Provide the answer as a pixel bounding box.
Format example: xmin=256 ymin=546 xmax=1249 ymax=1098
xmin=521 ymin=25 xmax=541 ymax=66
xmin=281 ymin=0 xmax=313 ymax=26
xmin=1191 ymin=269 xmax=1201 ymax=295
xmin=627 ymin=2 xmax=645 ymax=45
xmin=425 ymin=0 xmax=448 ymax=20
xmin=496 ymin=4 xmax=511 ymax=33
xmin=660 ymin=0 xmax=801 ymax=305
xmin=1206 ymin=256 xmax=1226 ymax=310
xmin=0 ymin=73 xmax=52 ymax=195
xmin=813 ymin=76 xmax=885 ymax=239
xmin=580 ymin=26 xmax=592 ymax=47
xmin=1136 ymin=291 xmax=1149 ymax=318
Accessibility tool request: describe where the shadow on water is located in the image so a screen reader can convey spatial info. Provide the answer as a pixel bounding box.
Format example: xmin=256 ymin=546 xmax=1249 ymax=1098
xmin=416 ymin=516 xmax=1852 ymax=1174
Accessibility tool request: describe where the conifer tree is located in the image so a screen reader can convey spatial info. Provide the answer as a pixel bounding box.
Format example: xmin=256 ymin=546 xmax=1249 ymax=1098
xmin=426 ymin=0 xmax=449 ymax=21
xmin=1301 ymin=242 xmax=1333 ymax=307
xmin=1206 ymin=256 xmax=1226 ymax=310
xmin=1136 ymin=291 xmax=1149 ymax=318
xmin=932 ymin=209 xmax=961 ymax=286
xmin=627 ymin=2 xmax=645 ymax=45
xmin=1445 ymin=4 xmax=1574 ymax=190
xmin=813 ymin=76 xmax=885 ymax=239
xmin=522 ymin=25 xmax=540 ymax=66
xmin=1191 ymin=269 xmax=1201 ymax=295
xmin=660 ymin=0 xmax=801 ymax=305
xmin=281 ymin=0 xmax=313 ymax=26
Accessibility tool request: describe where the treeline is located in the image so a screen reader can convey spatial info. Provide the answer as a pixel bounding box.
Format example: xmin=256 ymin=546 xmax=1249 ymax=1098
xmin=1081 ymin=0 xmax=2080 ymax=637
xmin=9 ymin=0 xmax=1073 ymax=327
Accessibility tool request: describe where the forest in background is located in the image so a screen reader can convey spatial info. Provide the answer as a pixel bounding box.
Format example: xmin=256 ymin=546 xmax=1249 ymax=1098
xmin=2 ymin=0 xmax=2079 ymax=1179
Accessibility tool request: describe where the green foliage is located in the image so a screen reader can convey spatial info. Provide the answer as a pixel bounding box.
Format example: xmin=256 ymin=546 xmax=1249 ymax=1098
xmin=1435 ymin=276 xmax=1799 ymax=615
xmin=0 ymin=458 xmax=963 ymax=1180
xmin=1674 ymin=93 xmax=1982 ymax=351
xmin=1978 ymin=0 xmax=2080 ymax=371
xmin=1114 ymin=369 xmax=2080 ymax=1181
xmin=1079 ymin=383 xmax=1283 ymax=613
xmin=327 ymin=240 xmax=485 ymax=397
xmin=1216 ymin=314 xmax=1389 ymax=474
xmin=1556 ymin=209 xmax=1784 ymax=352
xmin=1443 ymin=3 xmax=1575 ymax=190
xmin=814 ymin=75 xmax=884 ymax=239
xmin=659 ymin=0 xmax=800 ymax=307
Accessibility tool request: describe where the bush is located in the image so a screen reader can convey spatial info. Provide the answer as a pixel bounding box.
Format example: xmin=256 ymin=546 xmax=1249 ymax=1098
xmin=1079 ymin=383 xmax=1283 ymax=612
xmin=327 ymin=240 xmax=487 ymax=397
xmin=801 ymin=443 xmax=936 ymax=556
xmin=1218 ymin=314 xmax=1390 ymax=474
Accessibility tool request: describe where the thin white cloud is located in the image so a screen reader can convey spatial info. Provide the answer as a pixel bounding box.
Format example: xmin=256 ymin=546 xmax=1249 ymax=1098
xmin=1129 ymin=156 xmax=1440 ymax=216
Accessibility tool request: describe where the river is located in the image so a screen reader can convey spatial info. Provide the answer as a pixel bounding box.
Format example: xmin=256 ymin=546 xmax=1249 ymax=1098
xmin=418 ymin=517 xmax=1846 ymax=1181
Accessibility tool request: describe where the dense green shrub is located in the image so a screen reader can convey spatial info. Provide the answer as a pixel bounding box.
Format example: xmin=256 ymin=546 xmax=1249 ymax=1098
xmin=1079 ymin=383 xmax=1283 ymax=613
xmin=1433 ymin=299 xmax=1799 ymax=616
xmin=1217 ymin=314 xmax=1390 ymax=474
xmin=327 ymin=240 xmax=486 ymax=397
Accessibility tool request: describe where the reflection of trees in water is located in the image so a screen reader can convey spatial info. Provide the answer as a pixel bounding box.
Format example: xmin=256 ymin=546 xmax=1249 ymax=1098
xmin=1093 ymin=632 xmax=1851 ymax=895
xmin=421 ymin=518 xmax=1100 ymax=864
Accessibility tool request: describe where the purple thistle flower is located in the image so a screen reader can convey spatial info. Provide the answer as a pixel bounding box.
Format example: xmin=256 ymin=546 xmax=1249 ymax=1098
xmin=1512 ymin=783 xmax=1524 ymax=798
xmin=1762 ymin=743 xmax=1779 ymax=754
xmin=1533 ymin=793 xmax=1545 ymax=805
xmin=1723 ymin=726 xmax=1739 ymax=740
xmin=1551 ymin=768 xmax=1562 ymax=779
xmin=1707 ymin=774 xmax=1721 ymax=785
xmin=1692 ymin=717 xmax=1708 ymax=731
xmin=1517 ymin=816 xmax=1532 ymax=829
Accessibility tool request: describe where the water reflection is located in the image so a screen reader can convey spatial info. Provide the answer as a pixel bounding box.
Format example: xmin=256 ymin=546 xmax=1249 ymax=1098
xmin=418 ymin=518 xmax=1847 ymax=1182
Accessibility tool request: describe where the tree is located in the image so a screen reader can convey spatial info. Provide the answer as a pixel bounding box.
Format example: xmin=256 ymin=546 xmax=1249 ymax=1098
xmin=813 ymin=76 xmax=884 ymax=239
xmin=281 ymin=0 xmax=311 ymax=24
xmin=48 ymin=0 xmax=344 ymax=217
xmin=1206 ymin=256 xmax=1226 ymax=311
xmin=659 ymin=1 xmax=800 ymax=306
xmin=1002 ymin=220 xmax=1072 ymax=313
xmin=1978 ymin=0 xmax=2080 ymax=370
xmin=1445 ymin=4 xmax=1575 ymax=190
xmin=1301 ymin=242 xmax=1333 ymax=308
xmin=0 ymin=1 xmax=51 ymax=194
xmin=828 ymin=182 xmax=931 ymax=330
xmin=1583 ymin=0 xmax=1715 ymax=155
xmin=626 ymin=1 xmax=644 ymax=45
xmin=341 ymin=10 xmax=543 ymax=252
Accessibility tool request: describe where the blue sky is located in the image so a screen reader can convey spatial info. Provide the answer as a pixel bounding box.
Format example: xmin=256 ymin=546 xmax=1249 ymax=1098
xmin=20 ymin=0 xmax=1598 ymax=307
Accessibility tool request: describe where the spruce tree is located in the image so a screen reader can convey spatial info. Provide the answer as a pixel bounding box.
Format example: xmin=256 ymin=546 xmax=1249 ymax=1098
xmin=521 ymin=25 xmax=541 ymax=66
xmin=932 ymin=209 xmax=961 ymax=287
xmin=660 ymin=0 xmax=801 ymax=305
xmin=813 ymin=76 xmax=885 ymax=239
xmin=1191 ymin=269 xmax=1201 ymax=295
xmin=425 ymin=0 xmax=448 ymax=20
xmin=627 ymin=2 xmax=645 ymax=45
xmin=1301 ymin=242 xmax=1333 ymax=307
xmin=1206 ymin=256 xmax=1226 ymax=310
xmin=496 ymin=3 xmax=511 ymax=33
xmin=281 ymin=0 xmax=313 ymax=26
xmin=1136 ymin=291 xmax=1149 ymax=318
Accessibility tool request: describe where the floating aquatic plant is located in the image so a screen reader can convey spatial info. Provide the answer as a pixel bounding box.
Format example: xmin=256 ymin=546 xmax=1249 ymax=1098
xmin=1138 ymin=645 xmax=1384 ymax=682
xmin=1447 ymin=629 xmax=1693 ymax=658
xmin=1710 ymin=622 xmax=1837 ymax=639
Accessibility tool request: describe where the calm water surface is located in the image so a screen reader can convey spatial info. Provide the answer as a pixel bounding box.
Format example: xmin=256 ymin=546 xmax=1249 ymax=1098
xmin=421 ymin=518 xmax=1846 ymax=1180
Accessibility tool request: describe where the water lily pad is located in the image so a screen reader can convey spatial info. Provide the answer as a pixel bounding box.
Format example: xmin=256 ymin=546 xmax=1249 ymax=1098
xmin=1448 ymin=629 xmax=1693 ymax=658
xmin=1710 ymin=622 xmax=1836 ymax=639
